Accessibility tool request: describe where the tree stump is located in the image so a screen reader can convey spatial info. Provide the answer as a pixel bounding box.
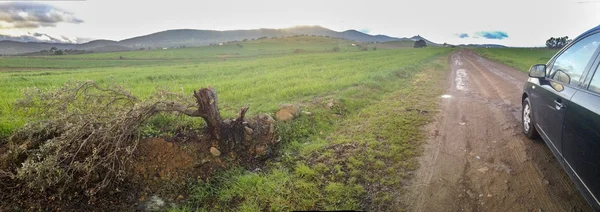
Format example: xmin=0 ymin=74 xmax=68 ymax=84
xmin=192 ymin=87 xmax=275 ymax=162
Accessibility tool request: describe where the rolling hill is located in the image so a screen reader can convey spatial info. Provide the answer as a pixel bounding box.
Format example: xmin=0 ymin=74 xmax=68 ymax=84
xmin=0 ymin=26 xmax=438 ymax=55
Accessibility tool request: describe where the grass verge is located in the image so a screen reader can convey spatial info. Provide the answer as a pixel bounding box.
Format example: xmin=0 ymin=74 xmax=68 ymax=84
xmin=176 ymin=52 xmax=451 ymax=211
xmin=473 ymin=48 xmax=558 ymax=72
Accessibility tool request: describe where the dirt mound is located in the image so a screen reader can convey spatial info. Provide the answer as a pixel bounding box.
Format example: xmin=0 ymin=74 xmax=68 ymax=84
xmin=131 ymin=137 xmax=229 ymax=206
xmin=133 ymin=138 xmax=198 ymax=182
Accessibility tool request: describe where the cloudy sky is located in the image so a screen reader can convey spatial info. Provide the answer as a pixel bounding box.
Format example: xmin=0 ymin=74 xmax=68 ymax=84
xmin=0 ymin=0 xmax=599 ymax=46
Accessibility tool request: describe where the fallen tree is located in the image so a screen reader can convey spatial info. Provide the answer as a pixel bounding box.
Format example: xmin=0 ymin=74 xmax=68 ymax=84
xmin=0 ymin=81 xmax=276 ymax=201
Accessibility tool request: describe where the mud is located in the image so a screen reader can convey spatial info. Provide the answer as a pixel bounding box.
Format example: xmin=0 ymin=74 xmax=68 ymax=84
xmin=401 ymin=50 xmax=592 ymax=211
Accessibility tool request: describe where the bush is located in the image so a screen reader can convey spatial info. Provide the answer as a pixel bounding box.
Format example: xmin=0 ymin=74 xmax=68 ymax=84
xmin=4 ymin=81 xmax=197 ymax=198
xmin=413 ymin=40 xmax=427 ymax=48
xmin=332 ymin=47 xmax=340 ymax=52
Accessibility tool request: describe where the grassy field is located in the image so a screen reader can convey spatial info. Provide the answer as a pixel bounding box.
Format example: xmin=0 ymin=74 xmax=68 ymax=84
xmin=0 ymin=36 xmax=454 ymax=210
xmin=0 ymin=36 xmax=447 ymax=137
xmin=473 ymin=48 xmax=558 ymax=72
xmin=178 ymin=54 xmax=450 ymax=211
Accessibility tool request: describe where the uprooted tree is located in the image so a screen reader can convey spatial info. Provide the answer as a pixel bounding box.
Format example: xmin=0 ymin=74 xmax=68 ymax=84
xmin=0 ymin=81 xmax=276 ymax=200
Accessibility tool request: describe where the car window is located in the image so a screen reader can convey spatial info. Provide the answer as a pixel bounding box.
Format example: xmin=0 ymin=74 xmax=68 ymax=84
xmin=589 ymin=65 xmax=600 ymax=94
xmin=550 ymin=33 xmax=600 ymax=86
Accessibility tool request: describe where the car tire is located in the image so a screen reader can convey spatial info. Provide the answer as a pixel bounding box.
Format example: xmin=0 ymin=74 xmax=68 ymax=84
xmin=522 ymin=97 xmax=539 ymax=139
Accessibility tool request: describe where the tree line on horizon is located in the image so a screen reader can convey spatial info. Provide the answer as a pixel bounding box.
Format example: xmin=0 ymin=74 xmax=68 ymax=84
xmin=546 ymin=36 xmax=571 ymax=49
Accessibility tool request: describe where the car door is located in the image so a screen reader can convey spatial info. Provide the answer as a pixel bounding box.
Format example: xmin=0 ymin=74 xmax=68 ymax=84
xmin=534 ymin=32 xmax=600 ymax=154
xmin=562 ymin=59 xmax=600 ymax=206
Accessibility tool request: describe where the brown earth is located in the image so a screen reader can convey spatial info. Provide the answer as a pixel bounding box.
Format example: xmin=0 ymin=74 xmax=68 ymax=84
xmin=401 ymin=50 xmax=592 ymax=211
xmin=131 ymin=137 xmax=221 ymax=206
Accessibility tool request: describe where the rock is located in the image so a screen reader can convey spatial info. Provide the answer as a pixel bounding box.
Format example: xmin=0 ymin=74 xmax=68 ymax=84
xmin=276 ymin=104 xmax=299 ymax=121
xmin=258 ymin=113 xmax=275 ymax=124
xmin=144 ymin=195 xmax=166 ymax=211
xmin=477 ymin=167 xmax=489 ymax=173
xmin=279 ymin=104 xmax=300 ymax=116
xmin=275 ymin=110 xmax=294 ymax=121
xmin=244 ymin=126 xmax=254 ymax=135
xmin=210 ymin=147 xmax=221 ymax=157
xmin=177 ymin=195 xmax=185 ymax=201
xmin=326 ymin=102 xmax=334 ymax=109
xmin=302 ymin=111 xmax=312 ymax=115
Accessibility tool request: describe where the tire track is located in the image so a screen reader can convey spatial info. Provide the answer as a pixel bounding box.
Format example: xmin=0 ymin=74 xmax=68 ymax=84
xmin=401 ymin=49 xmax=591 ymax=212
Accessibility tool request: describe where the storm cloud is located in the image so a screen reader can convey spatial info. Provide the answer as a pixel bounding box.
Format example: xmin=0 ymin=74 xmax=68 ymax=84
xmin=474 ymin=31 xmax=509 ymax=40
xmin=0 ymin=2 xmax=83 ymax=29
xmin=456 ymin=33 xmax=469 ymax=38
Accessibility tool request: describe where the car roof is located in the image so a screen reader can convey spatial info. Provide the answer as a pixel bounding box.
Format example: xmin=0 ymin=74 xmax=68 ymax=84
xmin=576 ymin=24 xmax=600 ymax=40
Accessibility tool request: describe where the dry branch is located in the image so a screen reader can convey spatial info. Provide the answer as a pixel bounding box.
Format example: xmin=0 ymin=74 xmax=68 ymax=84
xmin=3 ymin=81 xmax=276 ymax=199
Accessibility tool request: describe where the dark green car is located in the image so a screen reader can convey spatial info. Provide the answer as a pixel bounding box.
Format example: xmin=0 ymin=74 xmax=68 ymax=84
xmin=522 ymin=25 xmax=600 ymax=210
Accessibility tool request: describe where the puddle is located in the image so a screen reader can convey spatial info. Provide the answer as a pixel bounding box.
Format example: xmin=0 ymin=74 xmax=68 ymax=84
xmin=455 ymin=69 xmax=468 ymax=91
xmin=454 ymin=59 xmax=463 ymax=66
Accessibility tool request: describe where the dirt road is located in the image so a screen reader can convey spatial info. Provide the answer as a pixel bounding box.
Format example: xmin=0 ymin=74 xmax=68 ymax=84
xmin=401 ymin=50 xmax=592 ymax=211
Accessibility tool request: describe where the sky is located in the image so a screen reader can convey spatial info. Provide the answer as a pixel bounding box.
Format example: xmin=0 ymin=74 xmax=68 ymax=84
xmin=0 ymin=0 xmax=599 ymax=47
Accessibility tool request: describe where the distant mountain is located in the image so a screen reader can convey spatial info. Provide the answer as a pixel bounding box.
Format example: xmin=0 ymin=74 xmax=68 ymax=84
xmin=118 ymin=26 xmax=401 ymax=48
xmin=388 ymin=35 xmax=440 ymax=46
xmin=0 ymin=26 xmax=435 ymax=55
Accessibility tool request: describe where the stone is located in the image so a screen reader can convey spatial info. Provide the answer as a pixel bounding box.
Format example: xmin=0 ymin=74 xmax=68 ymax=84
xmin=244 ymin=126 xmax=254 ymax=135
xmin=210 ymin=147 xmax=221 ymax=157
xmin=145 ymin=195 xmax=165 ymax=211
xmin=477 ymin=167 xmax=489 ymax=173
xmin=279 ymin=104 xmax=300 ymax=117
xmin=275 ymin=110 xmax=294 ymax=121
xmin=258 ymin=113 xmax=275 ymax=124
xmin=326 ymin=102 xmax=334 ymax=109
xmin=276 ymin=104 xmax=300 ymax=121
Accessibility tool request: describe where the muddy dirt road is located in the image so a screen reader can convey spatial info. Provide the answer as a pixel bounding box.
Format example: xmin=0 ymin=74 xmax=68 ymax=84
xmin=402 ymin=50 xmax=592 ymax=211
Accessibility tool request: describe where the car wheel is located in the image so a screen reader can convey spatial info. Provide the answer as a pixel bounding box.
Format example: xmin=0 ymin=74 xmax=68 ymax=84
xmin=522 ymin=97 xmax=539 ymax=139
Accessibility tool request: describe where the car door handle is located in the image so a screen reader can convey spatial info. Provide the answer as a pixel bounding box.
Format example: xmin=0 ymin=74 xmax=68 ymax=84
xmin=554 ymin=100 xmax=565 ymax=110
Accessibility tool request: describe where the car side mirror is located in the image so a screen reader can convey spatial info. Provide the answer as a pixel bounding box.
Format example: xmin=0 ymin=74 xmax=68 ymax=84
xmin=529 ymin=64 xmax=546 ymax=78
xmin=554 ymin=69 xmax=571 ymax=84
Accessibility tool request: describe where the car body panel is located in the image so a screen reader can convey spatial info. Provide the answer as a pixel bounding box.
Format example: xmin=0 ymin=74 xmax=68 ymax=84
xmin=562 ymin=90 xmax=600 ymax=206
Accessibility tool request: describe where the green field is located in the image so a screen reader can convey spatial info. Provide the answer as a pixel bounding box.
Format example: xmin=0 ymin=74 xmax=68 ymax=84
xmin=0 ymin=36 xmax=447 ymax=138
xmin=181 ymin=55 xmax=450 ymax=211
xmin=0 ymin=36 xmax=455 ymax=210
xmin=473 ymin=48 xmax=558 ymax=72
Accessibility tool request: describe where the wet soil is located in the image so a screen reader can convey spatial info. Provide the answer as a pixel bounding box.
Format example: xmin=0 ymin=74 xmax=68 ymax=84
xmin=401 ymin=50 xmax=592 ymax=211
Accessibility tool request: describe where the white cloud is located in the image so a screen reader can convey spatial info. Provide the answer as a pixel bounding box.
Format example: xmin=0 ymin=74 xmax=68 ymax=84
xmin=3 ymin=0 xmax=600 ymax=46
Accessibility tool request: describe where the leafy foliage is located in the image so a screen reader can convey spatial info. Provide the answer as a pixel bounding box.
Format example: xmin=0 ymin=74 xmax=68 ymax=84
xmin=413 ymin=39 xmax=427 ymax=48
xmin=546 ymin=36 xmax=570 ymax=49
